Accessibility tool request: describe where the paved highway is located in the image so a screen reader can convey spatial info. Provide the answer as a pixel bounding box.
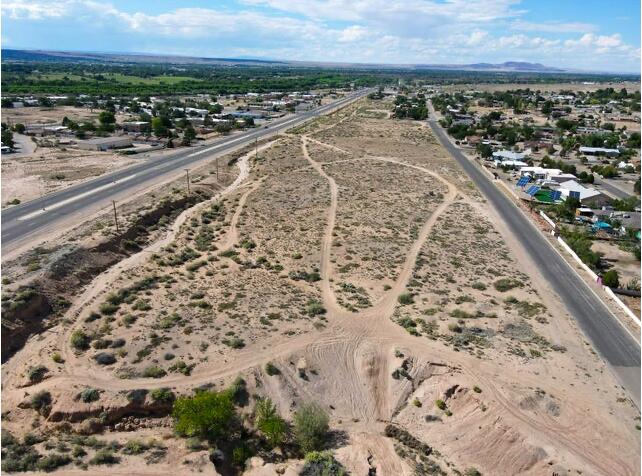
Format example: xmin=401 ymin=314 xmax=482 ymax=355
xmin=427 ymin=102 xmax=641 ymax=407
xmin=1 ymin=89 xmax=369 ymax=250
xmin=594 ymin=176 xmax=633 ymax=199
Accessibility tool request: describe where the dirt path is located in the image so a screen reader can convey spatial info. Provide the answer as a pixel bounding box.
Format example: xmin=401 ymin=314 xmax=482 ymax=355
xmin=3 ymin=113 xmax=637 ymax=475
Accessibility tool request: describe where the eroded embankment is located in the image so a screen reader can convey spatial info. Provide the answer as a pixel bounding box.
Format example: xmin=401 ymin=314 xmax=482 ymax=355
xmin=1 ymin=190 xmax=212 ymax=362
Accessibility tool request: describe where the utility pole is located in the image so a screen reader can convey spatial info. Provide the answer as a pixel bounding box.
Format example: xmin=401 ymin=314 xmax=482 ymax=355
xmin=216 ymin=158 xmax=219 ymax=182
xmin=255 ymin=137 xmax=258 ymax=159
xmin=112 ymin=200 xmax=120 ymax=234
xmin=185 ymin=168 xmax=191 ymax=195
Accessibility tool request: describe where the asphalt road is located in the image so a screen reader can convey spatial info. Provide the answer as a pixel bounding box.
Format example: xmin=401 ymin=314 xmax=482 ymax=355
xmin=427 ymin=103 xmax=641 ymax=407
xmin=1 ymin=89 xmax=369 ymax=250
xmin=593 ymin=176 xmax=633 ymax=199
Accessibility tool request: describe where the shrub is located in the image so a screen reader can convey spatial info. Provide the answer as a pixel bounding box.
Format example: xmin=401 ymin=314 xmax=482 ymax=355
xmin=255 ymin=398 xmax=287 ymax=448
xmin=464 ymin=468 xmax=482 ymax=476
xmin=265 ymin=362 xmax=281 ymax=376
xmin=70 ymin=330 xmax=90 ymax=351
xmin=94 ymin=352 xmax=116 ymax=365
xmin=99 ymin=302 xmax=120 ymax=315
xmin=150 ymin=388 xmax=176 ymax=404
xmin=27 ymin=365 xmax=48 ymax=383
xmin=79 ymin=388 xmax=100 ymax=403
xmin=126 ymin=389 xmax=148 ymax=404
xmin=31 ymin=391 xmax=52 ymax=415
xmin=51 ymin=353 xmax=64 ymax=364
xmin=36 ymin=453 xmax=71 ymax=472
xmin=142 ymin=366 xmax=167 ymax=379
xmin=222 ymin=337 xmax=245 ymax=349
xmin=493 ymin=278 xmax=523 ymax=292
xmin=301 ymin=451 xmax=346 ymax=476
xmin=602 ymin=269 xmax=620 ymax=288
xmin=412 ymin=398 xmax=422 ymax=407
xmin=306 ymin=300 xmax=326 ymax=317
xmin=294 ymin=402 xmax=329 ymax=453
xmin=89 ymin=449 xmax=120 ymax=465
xmin=473 ymin=386 xmax=482 ymax=393
xmin=122 ymin=440 xmax=148 ymax=455
xmin=173 ymin=391 xmax=236 ymax=440
xmin=471 ymin=282 xmax=487 ymax=290
xmin=397 ymin=293 xmax=414 ymax=305
xmin=435 ymin=399 xmax=446 ymax=410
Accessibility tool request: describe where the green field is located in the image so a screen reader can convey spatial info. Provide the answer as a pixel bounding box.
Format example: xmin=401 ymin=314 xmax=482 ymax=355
xmin=27 ymin=72 xmax=201 ymax=85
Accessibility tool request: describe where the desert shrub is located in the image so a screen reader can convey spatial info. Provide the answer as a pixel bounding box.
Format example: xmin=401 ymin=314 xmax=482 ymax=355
xmin=305 ymin=300 xmax=326 ymax=317
xmin=31 ymin=391 xmax=52 ymax=415
xmin=99 ymin=302 xmax=120 ymax=315
xmin=435 ymin=399 xmax=446 ymax=410
xmin=255 ymin=398 xmax=287 ymax=448
xmin=232 ymin=444 xmax=252 ymax=466
xmin=602 ymin=269 xmax=620 ymax=288
xmin=126 ymin=389 xmax=148 ymax=404
xmin=79 ymin=388 xmax=100 ymax=403
xmin=398 ymin=293 xmax=414 ymax=305
xmin=89 ymin=449 xmax=120 ymax=465
xmin=471 ymin=282 xmax=487 ymax=290
xmin=301 ymin=451 xmax=346 ymax=476
xmin=473 ymin=386 xmax=482 ymax=393
xmin=51 ymin=353 xmax=64 ymax=363
xmin=70 ymin=330 xmax=91 ymax=351
xmin=110 ymin=338 xmax=126 ymax=348
xmin=1 ymin=431 xmax=40 ymax=472
xmin=36 ymin=453 xmax=72 ymax=472
xmin=412 ymin=398 xmax=422 ymax=407
xmin=173 ymin=391 xmax=235 ymax=440
xmin=447 ymin=323 xmax=462 ymax=333
xmin=493 ymin=278 xmax=523 ymax=292
xmin=464 ymin=468 xmax=482 ymax=476
xmin=150 ymin=388 xmax=176 ymax=404
xmin=222 ymin=337 xmax=245 ymax=349
xmin=27 ymin=365 xmax=48 ymax=383
xmin=94 ymin=352 xmax=116 ymax=365
xmin=265 ymin=362 xmax=281 ymax=376
xmin=122 ymin=440 xmax=149 ymax=455
xmin=294 ymin=402 xmax=329 ymax=453
xmin=85 ymin=312 xmax=101 ymax=322
xmin=132 ymin=299 xmax=152 ymax=311
xmin=142 ymin=366 xmax=167 ymax=379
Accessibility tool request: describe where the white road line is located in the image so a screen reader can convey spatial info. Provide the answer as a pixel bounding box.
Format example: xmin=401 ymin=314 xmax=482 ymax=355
xmin=17 ymin=174 xmax=139 ymax=221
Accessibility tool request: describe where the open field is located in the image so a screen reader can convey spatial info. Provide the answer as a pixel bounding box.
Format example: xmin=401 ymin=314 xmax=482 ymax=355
xmin=1 ymin=98 xmax=639 ymax=475
xmin=441 ymin=81 xmax=642 ymax=93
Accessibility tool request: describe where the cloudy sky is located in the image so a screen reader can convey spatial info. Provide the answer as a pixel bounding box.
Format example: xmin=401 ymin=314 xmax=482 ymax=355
xmin=2 ymin=0 xmax=640 ymax=72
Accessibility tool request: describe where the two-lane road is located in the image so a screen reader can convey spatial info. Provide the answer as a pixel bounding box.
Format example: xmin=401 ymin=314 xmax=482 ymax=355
xmin=1 ymin=89 xmax=369 ymax=251
xmin=427 ymin=102 xmax=640 ymax=407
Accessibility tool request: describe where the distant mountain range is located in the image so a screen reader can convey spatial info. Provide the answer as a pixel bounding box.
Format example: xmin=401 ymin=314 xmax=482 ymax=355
xmin=0 ymin=49 xmax=624 ymax=74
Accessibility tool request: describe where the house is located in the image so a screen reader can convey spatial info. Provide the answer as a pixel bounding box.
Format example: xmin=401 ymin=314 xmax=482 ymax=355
xmin=519 ymin=167 xmax=562 ymax=181
xmin=492 ymin=150 xmax=527 ymax=162
xmin=579 ymin=146 xmax=620 ymax=157
xmin=122 ymin=121 xmax=150 ymax=133
xmin=493 ymin=159 xmax=528 ymax=169
xmin=77 ymin=136 xmax=133 ymax=151
xmin=558 ymin=180 xmax=610 ymax=207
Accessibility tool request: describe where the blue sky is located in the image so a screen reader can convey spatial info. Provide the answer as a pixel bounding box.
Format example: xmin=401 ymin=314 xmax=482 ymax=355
xmin=2 ymin=0 xmax=640 ymax=72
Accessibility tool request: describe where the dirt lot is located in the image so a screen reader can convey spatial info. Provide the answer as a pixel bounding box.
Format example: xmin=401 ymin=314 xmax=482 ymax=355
xmin=1 ymin=98 xmax=639 ymax=475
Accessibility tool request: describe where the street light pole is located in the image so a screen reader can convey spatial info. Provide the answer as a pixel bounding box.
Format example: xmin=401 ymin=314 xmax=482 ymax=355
xmin=112 ymin=200 xmax=120 ymax=234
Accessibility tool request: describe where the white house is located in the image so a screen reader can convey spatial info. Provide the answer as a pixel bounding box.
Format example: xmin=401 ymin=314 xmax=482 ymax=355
xmin=558 ymin=180 xmax=610 ymax=207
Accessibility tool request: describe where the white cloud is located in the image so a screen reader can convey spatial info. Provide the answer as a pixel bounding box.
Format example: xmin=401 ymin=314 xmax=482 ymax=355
xmin=1 ymin=0 xmax=639 ymax=71
xmin=2 ymin=0 xmax=71 ymax=19
xmin=511 ymin=20 xmax=597 ymax=34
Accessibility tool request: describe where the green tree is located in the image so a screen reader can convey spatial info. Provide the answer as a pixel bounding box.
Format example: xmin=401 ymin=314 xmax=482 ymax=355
xmin=1 ymin=129 xmax=14 ymax=148
xmin=294 ymin=402 xmax=329 ymax=453
xmin=255 ymin=398 xmax=287 ymax=448
xmin=602 ymin=270 xmax=620 ymax=288
xmin=13 ymin=123 xmax=25 ymax=134
xmin=172 ymin=390 xmax=235 ymax=440
xmin=152 ymin=116 xmax=168 ymax=138
xmin=182 ymin=125 xmax=196 ymax=146
xmin=541 ymin=100 xmax=553 ymax=115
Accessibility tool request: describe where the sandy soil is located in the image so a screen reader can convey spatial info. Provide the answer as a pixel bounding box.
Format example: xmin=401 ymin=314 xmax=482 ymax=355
xmin=1 ymin=98 xmax=639 ymax=475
